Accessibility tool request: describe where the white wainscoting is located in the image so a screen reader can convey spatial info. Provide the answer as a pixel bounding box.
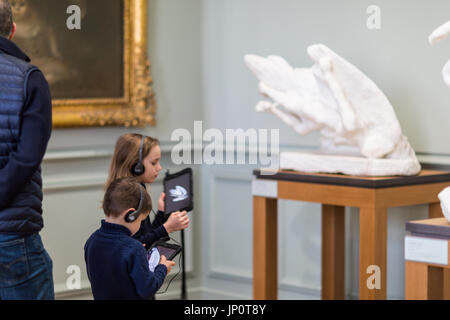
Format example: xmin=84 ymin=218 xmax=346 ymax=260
xmin=207 ymin=170 xmax=253 ymax=280
xmin=41 ymin=142 xmax=449 ymax=299
xmin=202 ymin=166 xmax=323 ymax=299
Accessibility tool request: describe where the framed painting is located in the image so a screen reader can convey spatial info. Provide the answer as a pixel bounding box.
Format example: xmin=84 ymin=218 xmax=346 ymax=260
xmin=11 ymin=0 xmax=156 ymax=127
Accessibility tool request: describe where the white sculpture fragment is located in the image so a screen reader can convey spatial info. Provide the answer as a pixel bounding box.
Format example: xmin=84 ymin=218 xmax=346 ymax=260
xmin=430 ymin=21 xmax=450 ymax=222
xmin=438 ymin=187 xmax=450 ymax=223
xmin=429 ymin=21 xmax=450 ymax=88
xmin=244 ymin=44 xmax=421 ymax=176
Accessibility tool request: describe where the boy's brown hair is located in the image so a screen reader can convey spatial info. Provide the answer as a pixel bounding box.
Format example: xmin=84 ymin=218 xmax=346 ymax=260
xmin=103 ymin=177 xmax=152 ymax=218
xmin=105 ymin=133 xmax=160 ymax=191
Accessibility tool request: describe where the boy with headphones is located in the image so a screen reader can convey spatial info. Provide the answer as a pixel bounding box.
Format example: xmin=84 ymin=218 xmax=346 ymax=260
xmin=84 ymin=177 xmax=175 ymax=300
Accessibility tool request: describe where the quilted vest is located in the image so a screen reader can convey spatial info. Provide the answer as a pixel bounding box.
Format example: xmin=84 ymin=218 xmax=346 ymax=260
xmin=0 ymin=52 xmax=44 ymax=235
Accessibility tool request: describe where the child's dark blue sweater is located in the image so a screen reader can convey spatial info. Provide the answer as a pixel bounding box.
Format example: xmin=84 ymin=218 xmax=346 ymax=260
xmin=84 ymin=220 xmax=167 ymax=300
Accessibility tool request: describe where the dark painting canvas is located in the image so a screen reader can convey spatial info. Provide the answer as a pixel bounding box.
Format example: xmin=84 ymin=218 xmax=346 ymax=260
xmin=11 ymin=0 xmax=124 ymax=100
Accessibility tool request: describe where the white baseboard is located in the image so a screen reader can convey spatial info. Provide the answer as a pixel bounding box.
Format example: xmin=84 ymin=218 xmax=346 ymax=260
xmin=56 ymin=286 xmax=205 ymax=301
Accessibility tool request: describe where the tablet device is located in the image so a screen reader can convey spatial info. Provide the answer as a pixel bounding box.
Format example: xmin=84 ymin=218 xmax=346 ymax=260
xmin=147 ymin=241 xmax=182 ymax=272
xmin=164 ymin=168 xmax=193 ymax=214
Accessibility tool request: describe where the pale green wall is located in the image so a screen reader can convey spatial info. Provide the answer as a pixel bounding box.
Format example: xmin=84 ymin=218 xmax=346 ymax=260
xmin=202 ymin=0 xmax=450 ymax=155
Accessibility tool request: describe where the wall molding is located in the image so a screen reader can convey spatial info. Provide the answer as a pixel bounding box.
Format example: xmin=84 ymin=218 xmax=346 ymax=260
xmin=43 ymin=141 xmax=450 ymax=166
xmin=208 ymin=268 xmax=322 ymax=298
xmin=208 ymin=269 xmax=252 ymax=285
xmin=53 ymin=270 xmax=198 ymax=299
xmin=417 ymin=153 xmax=450 ymax=168
xmin=42 ymin=142 xmax=172 ymax=191
xmin=44 ymin=140 xmax=178 ymax=163
xmin=198 ymin=287 xmax=251 ymax=300
xmin=43 ymin=148 xmax=113 ymax=162
xmin=54 ymin=280 xmax=92 ymax=299
xmin=55 ymin=281 xmax=203 ymax=300
xmin=207 ymin=169 xmax=254 ymax=280
xmin=43 ymin=174 xmax=107 ymax=192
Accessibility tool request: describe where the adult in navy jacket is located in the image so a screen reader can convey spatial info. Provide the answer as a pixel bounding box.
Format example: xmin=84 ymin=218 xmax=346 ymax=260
xmin=0 ymin=0 xmax=53 ymax=300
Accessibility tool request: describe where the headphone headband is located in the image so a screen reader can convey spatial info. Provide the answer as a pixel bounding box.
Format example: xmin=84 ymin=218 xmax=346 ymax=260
xmin=125 ymin=184 xmax=145 ymax=223
xmin=138 ymin=136 xmax=144 ymax=166
xmin=132 ymin=135 xmax=146 ymax=176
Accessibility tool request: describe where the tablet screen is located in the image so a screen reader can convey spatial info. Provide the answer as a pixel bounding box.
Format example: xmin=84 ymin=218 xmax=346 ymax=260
xmin=147 ymin=247 xmax=160 ymax=272
xmin=147 ymin=244 xmax=181 ymax=272
xmin=156 ymin=245 xmax=178 ymax=260
xmin=164 ymin=168 xmax=193 ymax=214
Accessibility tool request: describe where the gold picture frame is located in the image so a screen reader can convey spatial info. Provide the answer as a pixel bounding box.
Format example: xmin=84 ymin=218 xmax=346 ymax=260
xmin=14 ymin=0 xmax=156 ymax=128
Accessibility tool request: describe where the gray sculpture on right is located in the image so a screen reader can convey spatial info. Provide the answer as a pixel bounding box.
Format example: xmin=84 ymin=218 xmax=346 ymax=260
xmin=430 ymin=21 xmax=450 ymax=222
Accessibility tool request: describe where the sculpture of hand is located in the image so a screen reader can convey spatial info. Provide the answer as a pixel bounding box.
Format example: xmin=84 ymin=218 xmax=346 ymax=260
xmin=245 ymin=44 xmax=421 ymax=176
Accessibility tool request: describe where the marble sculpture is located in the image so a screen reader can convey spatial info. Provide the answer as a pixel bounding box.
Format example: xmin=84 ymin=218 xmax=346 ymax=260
xmin=430 ymin=21 xmax=450 ymax=222
xmin=244 ymin=44 xmax=421 ymax=176
xmin=429 ymin=21 xmax=450 ymax=88
xmin=439 ymin=188 xmax=450 ymax=223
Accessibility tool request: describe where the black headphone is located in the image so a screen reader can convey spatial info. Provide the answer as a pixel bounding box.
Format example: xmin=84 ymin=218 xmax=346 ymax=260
xmin=131 ymin=135 xmax=146 ymax=176
xmin=124 ymin=184 xmax=145 ymax=223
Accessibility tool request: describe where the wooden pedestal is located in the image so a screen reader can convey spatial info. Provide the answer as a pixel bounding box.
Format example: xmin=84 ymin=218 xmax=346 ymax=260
xmin=252 ymin=169 xmax=450 ymax=300
xmin=405 ymin=218 xmax=450 ymax=300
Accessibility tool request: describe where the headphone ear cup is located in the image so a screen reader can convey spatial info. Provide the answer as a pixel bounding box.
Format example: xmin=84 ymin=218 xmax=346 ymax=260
xmin=125 ymin=209 xmax=137 ymax=223
xmin=131 ymin=163 xmax=145 ymax=176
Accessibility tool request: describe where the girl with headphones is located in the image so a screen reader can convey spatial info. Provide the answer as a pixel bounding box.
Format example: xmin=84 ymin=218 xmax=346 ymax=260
xmin=105 ymin=133 xmax=190 ymax=248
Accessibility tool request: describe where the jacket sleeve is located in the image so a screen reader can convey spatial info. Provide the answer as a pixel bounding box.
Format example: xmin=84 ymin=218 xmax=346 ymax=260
xmin=134 ymin=213 xmax=169 ymax=248
xmin=0 ymin=70 xmax=52 ymax=209
xmin=151 ymin=210 xmax=169 ymax=228
xmin=129 ymin=246 xmax=168 ymax=299
xmin=138 ymin=225 xmax=169 ymax=248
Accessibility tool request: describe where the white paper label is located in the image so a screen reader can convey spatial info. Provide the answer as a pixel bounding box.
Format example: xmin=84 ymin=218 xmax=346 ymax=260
xmin=252 ymin=179 xmax=278 ymax=198
xmin=405 ymin=236 xmax=448 ymax=265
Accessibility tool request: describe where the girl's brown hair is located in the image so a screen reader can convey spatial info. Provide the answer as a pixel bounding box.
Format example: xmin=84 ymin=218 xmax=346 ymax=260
xmin=105 ymin=133 xmax=160 ymax=190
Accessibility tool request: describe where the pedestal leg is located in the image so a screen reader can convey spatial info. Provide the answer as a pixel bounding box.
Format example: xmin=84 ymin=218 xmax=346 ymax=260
xmin=429 ymin=267 xmax=445 ymax=300
xmin=444 ymin=268 xmax=450 ymax=299
xmin=405 ymin=262 xmax=428 ymax=300
xmin=429 ymin=202 xmax=444 ymax=219
xmin=405 ymin=262 xmax=445 ymax=299
xmin=359 ymin=206 xmax=387 ymax=300
xmin=428 ymin=203 xmax=450 ymax=298
xmin=322 ymin=205 xmax=345 ymax=300
xmin=253 ymin=196 xmax=278 ymax=300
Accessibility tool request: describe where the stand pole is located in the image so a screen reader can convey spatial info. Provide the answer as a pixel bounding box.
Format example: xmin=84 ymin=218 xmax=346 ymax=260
xmin=180 ymin=229 xmax=187 ymax=300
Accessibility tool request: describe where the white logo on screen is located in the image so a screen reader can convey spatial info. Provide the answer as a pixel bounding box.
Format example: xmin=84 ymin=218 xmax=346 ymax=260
xmin=169 ymin=186 xmax=188 ymax=202
xmin=148 ymin=247 xmax=160 ymax=272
